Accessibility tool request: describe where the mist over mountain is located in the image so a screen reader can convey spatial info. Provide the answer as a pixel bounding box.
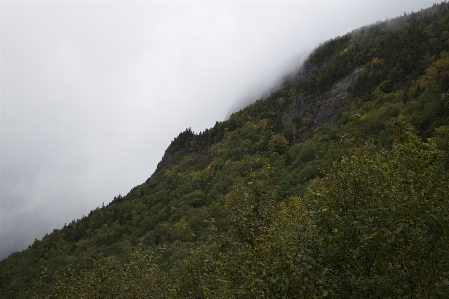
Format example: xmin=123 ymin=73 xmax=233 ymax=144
xmin=0 ymin=1 xmax=440 ymax=261
xmin=3 ymin=1 xmax=449 ymax=298
xmin=226 ymin=50 xmax=312 ymax=119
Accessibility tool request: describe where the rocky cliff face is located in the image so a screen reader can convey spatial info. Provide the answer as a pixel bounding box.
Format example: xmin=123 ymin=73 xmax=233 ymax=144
xmin=156 ymin=64 xmax=364 ymax=174
xmin=155 ymin=62 xmax=363 ymax=174
xmin=284 ymin=66 xmax=364 ymax=141
xmin=312 ymin=66 xmax=364 ymax=126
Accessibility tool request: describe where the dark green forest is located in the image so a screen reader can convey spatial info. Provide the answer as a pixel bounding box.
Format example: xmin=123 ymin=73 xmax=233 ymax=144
xmin=2 ymin=2 xmax=449 ymax=298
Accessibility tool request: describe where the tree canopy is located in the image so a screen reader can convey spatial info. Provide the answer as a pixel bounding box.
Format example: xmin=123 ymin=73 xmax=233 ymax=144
xmin=2 ymin=2 xmax=449 ymax=298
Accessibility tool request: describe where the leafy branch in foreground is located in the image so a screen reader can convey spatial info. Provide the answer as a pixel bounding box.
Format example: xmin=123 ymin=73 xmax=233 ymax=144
xmin=32 ymin=247 xmax=170 ymax=299
xmin=306 ymin=133 xmax=449 ymax=298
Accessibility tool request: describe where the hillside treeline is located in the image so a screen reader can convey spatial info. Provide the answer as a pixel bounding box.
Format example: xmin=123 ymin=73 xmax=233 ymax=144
xmin=2 ymin=2 xmax=449 ymax=298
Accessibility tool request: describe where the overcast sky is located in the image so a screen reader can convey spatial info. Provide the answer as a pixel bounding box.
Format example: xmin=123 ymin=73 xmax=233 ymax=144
xmin=0 ymin=0 xmax=440 ymax=260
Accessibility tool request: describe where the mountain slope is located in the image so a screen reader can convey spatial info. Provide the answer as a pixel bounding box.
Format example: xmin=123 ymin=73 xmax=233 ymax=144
xmin=2 ymin=2 xmax=449 ymax=298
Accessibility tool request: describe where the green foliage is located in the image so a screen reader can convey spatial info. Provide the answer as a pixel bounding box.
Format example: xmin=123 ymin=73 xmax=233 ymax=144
xmin=306 ymin=134 xmax=449 ymax=297
xmin=216 ymin=163 xmax=316 ymax=298
xmin=33 ymin=247 xmax=170 ymax=298
xmin=3 ymin=3 xmax=449 ymax=298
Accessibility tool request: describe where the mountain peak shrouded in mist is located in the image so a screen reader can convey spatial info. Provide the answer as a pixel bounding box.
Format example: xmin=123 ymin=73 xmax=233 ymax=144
xmin=3 ymin=1 xmax=449 ymax=297
xmin=225 ymin=50 xmax=311 ymax=119
xmin=1 ymin=0 xmax=439 ymax=261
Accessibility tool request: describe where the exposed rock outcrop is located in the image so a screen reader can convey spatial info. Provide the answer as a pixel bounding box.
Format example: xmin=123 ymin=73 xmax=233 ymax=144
xmin=284 ymin=66 xmax=364 ymax=141
xmin=312 ymin=66 xmax=364 ymax=127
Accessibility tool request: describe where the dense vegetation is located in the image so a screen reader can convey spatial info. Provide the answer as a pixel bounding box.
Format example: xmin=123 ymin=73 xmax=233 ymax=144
xmin=2 ymin=2 xmax=449 ymax=298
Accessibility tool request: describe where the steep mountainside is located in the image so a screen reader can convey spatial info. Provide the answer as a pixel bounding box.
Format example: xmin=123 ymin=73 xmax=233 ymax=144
xmin=2 ymin=3 xmax=449 ymax=298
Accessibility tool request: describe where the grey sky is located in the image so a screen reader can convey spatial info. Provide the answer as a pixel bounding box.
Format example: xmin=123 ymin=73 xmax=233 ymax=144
xmin=0 ymin=0 xmax=439 ymax=259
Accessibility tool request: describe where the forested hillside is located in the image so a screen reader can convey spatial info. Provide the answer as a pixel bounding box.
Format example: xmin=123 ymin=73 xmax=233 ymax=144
xmin=2 ymin=2 xmax=449 ymax=298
